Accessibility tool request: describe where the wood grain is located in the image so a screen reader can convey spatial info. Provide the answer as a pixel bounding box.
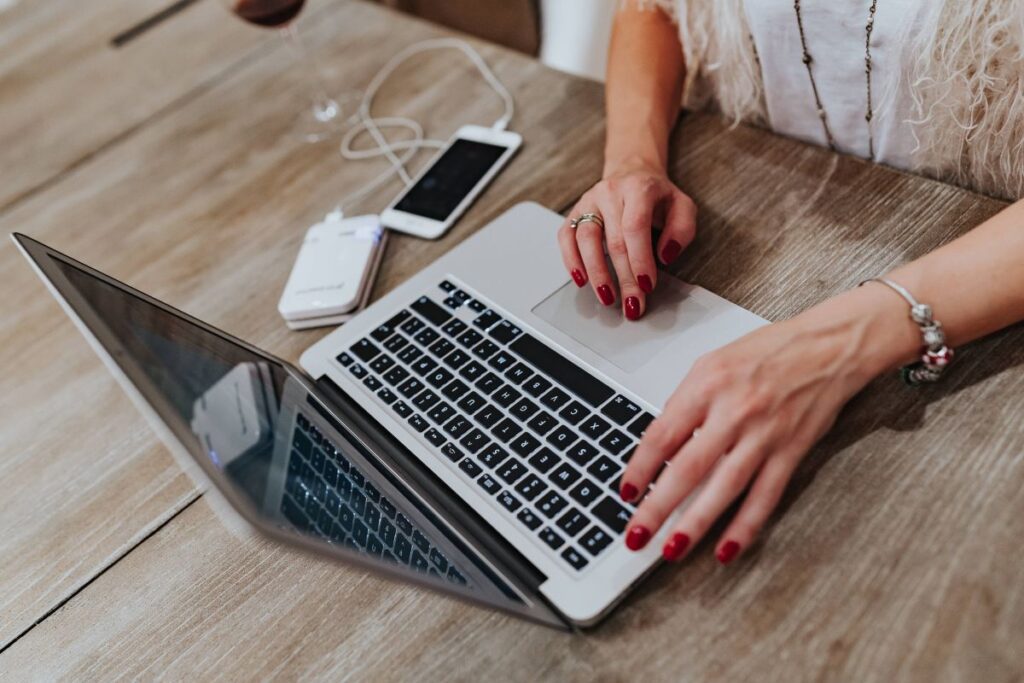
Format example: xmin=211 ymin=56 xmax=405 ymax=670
xmin=3 ymin=2 xmax=1023 ymax=678
xmin=0 ymin=0 xmax=604 ymax=654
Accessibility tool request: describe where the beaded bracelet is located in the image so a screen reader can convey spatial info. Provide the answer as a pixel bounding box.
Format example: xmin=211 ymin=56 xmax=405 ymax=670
xmin=861 ymin=278 xmax=955 ymax=385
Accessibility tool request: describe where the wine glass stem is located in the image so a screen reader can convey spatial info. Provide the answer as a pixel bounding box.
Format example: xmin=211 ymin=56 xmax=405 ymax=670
xmin=278 ymin=23 xmax=339 ymax=124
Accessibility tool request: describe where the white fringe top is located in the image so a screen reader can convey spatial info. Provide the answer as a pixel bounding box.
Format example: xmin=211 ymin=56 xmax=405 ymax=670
xmin=631 ymin=0 xmax=1024 ymax=200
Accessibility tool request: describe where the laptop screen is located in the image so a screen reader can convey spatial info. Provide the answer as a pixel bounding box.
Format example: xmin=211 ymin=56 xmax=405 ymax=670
xmin=17 ymin=234 xmax=565 ymax=629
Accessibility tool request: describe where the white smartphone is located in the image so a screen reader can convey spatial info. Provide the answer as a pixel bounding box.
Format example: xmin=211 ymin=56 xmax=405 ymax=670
xmin=381 ymin=124 xmax=522 ymax=239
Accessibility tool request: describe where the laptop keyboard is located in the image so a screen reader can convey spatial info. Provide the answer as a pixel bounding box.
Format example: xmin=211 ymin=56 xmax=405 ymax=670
xmin=281 ymin=411 xmax=469 ymax=587
xmin=335 ymin=279 xmax=656 ymax=574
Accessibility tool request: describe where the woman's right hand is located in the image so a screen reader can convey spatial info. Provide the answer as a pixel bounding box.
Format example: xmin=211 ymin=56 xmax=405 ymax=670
xmin=557 ymin=163 xmax=697 ymax=321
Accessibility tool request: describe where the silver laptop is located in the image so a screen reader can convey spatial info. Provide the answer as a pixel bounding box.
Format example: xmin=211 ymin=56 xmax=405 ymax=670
xmin=14 ymin=201 xmax=764 ymax=629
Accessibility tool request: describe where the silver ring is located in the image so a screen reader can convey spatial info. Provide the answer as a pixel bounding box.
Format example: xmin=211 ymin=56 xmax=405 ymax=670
xmin=569 ymin=212 xmax=604 ymax=230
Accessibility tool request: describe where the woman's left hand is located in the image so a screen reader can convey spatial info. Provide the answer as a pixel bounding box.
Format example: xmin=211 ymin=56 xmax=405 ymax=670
xmin=619 ymin=286 xmax=915 ymax=563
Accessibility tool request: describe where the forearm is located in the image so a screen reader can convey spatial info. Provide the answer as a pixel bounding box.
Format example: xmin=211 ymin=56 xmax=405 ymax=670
xmin=603 ymin=6 xmax=685 ymax=177
xmin=797 ymin=198 xmax=1024 ymax=384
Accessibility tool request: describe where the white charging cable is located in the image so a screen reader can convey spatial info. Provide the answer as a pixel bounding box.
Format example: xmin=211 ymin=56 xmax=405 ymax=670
xmin=335 ymin=37 xmax=515 ymax=214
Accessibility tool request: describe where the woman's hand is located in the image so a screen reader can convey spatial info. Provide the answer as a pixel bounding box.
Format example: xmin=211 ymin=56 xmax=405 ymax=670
xmin=618 ymin=285 xmax=916 ymax=563
xmin=557 ymin=164 xmax=697 ymax=321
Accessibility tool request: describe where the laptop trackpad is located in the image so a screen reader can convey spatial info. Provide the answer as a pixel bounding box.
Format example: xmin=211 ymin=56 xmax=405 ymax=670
xmin=530 ymin=273 xmax=712 ymax=373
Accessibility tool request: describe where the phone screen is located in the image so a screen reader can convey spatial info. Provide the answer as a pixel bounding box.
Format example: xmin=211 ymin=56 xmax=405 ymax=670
xmin=394 ymin=139 xmax=508 ymax=221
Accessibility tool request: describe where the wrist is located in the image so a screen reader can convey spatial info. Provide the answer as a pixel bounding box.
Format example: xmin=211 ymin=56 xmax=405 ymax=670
xmin=602 ymin=154 xmax=666 ymax=180
xmin=792 ymin=285 xmax=923 ymax=388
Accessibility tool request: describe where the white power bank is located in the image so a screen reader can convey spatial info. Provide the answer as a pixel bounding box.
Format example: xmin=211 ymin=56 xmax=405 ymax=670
xmin=278 ymin=213 xmax=387 ymax=329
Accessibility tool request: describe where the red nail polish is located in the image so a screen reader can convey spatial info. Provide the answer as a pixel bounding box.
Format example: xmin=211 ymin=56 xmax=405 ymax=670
xmin=660 ymin=239 xmax=683 ymax=264
xmin=597 ymin=285 xmax=614 ymax=306
xmin=717 ymin=540 xmax=740 ymax=565
xmin=662 ymin=532 xmax=691 ymax=562
xmin=637 ymin=274 xmax=653 ymax=294
xmin=619 ymin=482 xmax=638 ymax=502
xmin=625 ymin=526 xmax=651 ymax=551
xmin=571 ymin=269 xmax=587 ymax=287
xmin=624 ymin=296 xmax=641 ymax=321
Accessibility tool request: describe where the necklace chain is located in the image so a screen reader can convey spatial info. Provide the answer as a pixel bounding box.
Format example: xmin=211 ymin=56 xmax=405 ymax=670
xmin=793 ymin=0 xmax=879 ymax=158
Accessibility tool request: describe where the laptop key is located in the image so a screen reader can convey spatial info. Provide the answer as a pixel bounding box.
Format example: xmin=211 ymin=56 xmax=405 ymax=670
xmin=592 ymin=496 xmax=631 ymax=534
xmin=472 ymin=340 xmax=499 ymax=360
xmin=397 ymin=343 xmax=422 ymax=363
xmin=414 ymin=327 xmax=440 ymax=347
xmin=426 ymin=367 xmax=454 ymax=388
xmin=509 ymin=334 xmax=614 ymax=408
xmin=580 ymin=526 xmax=613 ymax=557
xmin=427 ymin=402 xmax=455 ymax=424
xmin=458 ymin=457 xmax=483 ymax=478
xmin=459 ymin=428 xmax=490 ymax=453
xmin=400 ymin=316 xmax=425 ymax=335
xmin=336 ymin=352 xmax=354 ymax=367
xmin=504 ymin=363 xmax=533 ymax=385
xmin=602 ymin=395 xmax=643 ymax=426
xmin=439 ymin=280 xmax=455 ymax=292
xmin=539 ymin=527 xmax=565 ymax=550
xmin=514 ymin=474 xmax=547 ymax=501
xmin=526 ymin=411 xmax=557 ymax=435
xmin=444 ymin=416 xmax=472 ymax=438
xmin=510 ymin=432 xmax=541 ymax=457
xmin=559 ymin=401 xmax=589 ymax=425
xmin=383 ymin=366 xmax=410 ymax=386
xmin=539 ymin=387 xmax=570 ymax=410
xmin=627 ymin=412 xmax=655 ymax=439
xmin=441 ymin=379 xmax=469 ymax=401
xmin=522 ymin=375 xmax=552 ymax=398
xmin=441 ymin=318 xmax=468 ymax=338
xmin=556 ymin=508 xmax=588 ymax=537
xmin=440 ymin=442 xmax=463 ymax=462
xmin=497 ymin=457 xmax=527 ymax=484
xmin=566 ymin=441 xmax=599 ymax=466
xmin=516 ymin=508 xmax=542 ymax=530
xmin=493 ymin=386 xmax=521 ymax=408
xmin=444 ymin=349 xmax=471 ymax=369
xmin=349 ymin=364 xmax=367 ymax=379
xmin=509 ymin=397 xmax=539 ymax=421
xmin=488 ymin=350 xmax=516 ymax=371
xmin=474 ymin=404 xmax=503 ymax=428
xmin=561 ymin=547 xmax=589 ymax=571
xmin=477 ymin=473 xmax=501 ymax=494
xmin=599 ymin=430 xmax=630 ymax=455
xmin=411 ymin=296 xmax=451 ymax=326
xmin=457 ymin=329 xmax=484 ymax=348
xmin=423 ymin=429 xmax=445 ymax=448
xmin=489 ymin=321 xmax=522 ymax=344
xmin=411 ymin=356 xmax=438 ymax=376
xmin=580 ymin=415 xmax=611 ymax=440
xmin=413 ymin=389 xmax=440 ymax=410
xmin=384 ymin=334 xmax=409 ymax=353
xmin=363 ymin=375 xmax=382 ymax=391
xmin=546 ymin=426 xmax=578 ymax=451
xmin=536 ymin=491 xmax=568 ymax=518
xmin=496 ymin=490 xmax=522 ymax=512
xmin=377 ymin=387 xmax=398 ymax=405
xmin=407 ymin=414 xmax=429 ymax=432
xmin=528 ymin=447 xmax=559 ymax=473
xmin=473 ymin=309 xmax=501 ymax=330
xmin=456 ymin=391 xmax=486 ymax=414
xmin=393 ymin=400 xmax=412 ymax=418
xmin=397 ymin=377 xmax=425 ymax=397
xmin=491 ymin=418 xmax=520 ymax=443
xmin=429 ymin=338 xmax=455 ymax=358
xmin=478 ymin=443 xmax=509 ymax=468
xmin=587 ymin=455 xmax=619 ymax=482
xmin=570 ymin=479 xmax=601 ymax=507
xmin=460 ymin=360 xmax=486 ymax=381
xmin=351 ymin=338 xmax=381 ymax=362
xmin=550 ymin=463 xmax=581 ymax=490
xmin=475 ymin=372 xmax=503 ymax=395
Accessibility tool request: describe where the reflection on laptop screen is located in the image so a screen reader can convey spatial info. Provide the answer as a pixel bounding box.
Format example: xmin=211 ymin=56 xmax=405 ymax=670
xmin=39 ymin=249 xmax=563 ymax=627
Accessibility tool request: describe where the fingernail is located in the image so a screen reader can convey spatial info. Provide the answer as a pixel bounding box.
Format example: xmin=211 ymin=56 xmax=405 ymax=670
xmin=619 ymin=482 xmax=638 ymax=502
xmin=717 ymin=540 xmax=741 ymax=565
xmin=625 ymin=526 xmax=651 ymax=551
xmin=660 ymin=240 xmax=683 ymax=264
xmin=662 ymin=532 xmax=691 ymax=562
xmin=571 ymin=269 xmax=587 ymax=287
xmin=624 ymin=296 xmax=641 ymax=321
xmin=637 ymin=274 xmax=653 ymax=294
xmin=597 ymin=285 xmax=615 ymax=306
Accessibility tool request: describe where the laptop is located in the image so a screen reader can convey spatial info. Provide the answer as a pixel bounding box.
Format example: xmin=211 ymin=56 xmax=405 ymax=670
xmin=14 ymin=201 xmax=765 ymax=629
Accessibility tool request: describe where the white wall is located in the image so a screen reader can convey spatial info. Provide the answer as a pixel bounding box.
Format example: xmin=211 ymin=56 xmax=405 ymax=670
xmin=538 ymin=0 xmax=616 ymax=82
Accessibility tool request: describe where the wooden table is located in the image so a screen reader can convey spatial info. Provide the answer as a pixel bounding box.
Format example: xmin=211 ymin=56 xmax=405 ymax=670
xmin=1 ymin=1 xmax=1021 ymax=679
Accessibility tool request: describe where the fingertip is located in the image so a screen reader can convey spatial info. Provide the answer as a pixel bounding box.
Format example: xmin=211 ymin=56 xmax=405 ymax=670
xmin=571 ymin=268 xmax=587 ymax=287
xmin=659 ymin=239 xmax=683 ymax=265
xmin=596 ymin=284 xmax=615 ymax=306
xmin=637 ymin=274 xmax=654 ymax=294
xmin=716 ymin=539 xmax=741 ymax=565
xmin=624 ymin=295 xmax=642 ymax=321
xmin=662 ymin=532 xmax=691 ymax=562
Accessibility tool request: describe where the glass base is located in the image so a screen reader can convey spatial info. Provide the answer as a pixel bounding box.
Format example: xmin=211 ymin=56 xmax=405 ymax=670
xmin=292 ymin=90 xmax=361 ymax=144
